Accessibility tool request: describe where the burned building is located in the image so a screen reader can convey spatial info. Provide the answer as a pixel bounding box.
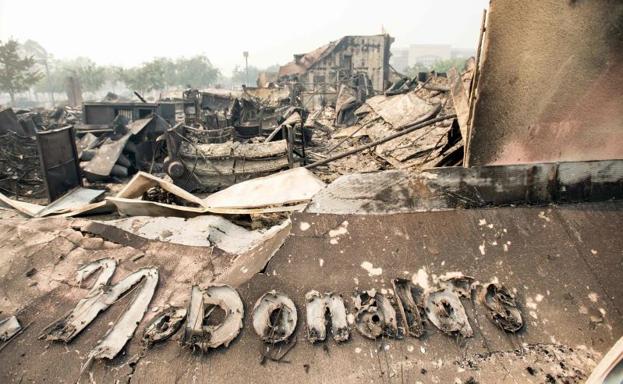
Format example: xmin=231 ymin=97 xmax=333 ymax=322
xmin=2 ymin=2 xmax=623 ymax=383
xmin=278 ymin=34 xmax=394 ymax=93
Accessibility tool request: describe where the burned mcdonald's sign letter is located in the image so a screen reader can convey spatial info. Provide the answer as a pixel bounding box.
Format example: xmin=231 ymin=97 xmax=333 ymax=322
xmin=41 ymin=261 xmax=525 ymax=367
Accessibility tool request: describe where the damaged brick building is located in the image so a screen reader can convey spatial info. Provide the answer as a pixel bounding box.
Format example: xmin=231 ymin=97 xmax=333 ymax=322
xmin=278 ymin=34 xmax=394 ymax=93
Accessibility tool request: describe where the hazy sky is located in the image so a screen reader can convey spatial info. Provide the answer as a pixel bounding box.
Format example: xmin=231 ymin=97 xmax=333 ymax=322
xmin=0 ymin=0 xmax=488 ymax=74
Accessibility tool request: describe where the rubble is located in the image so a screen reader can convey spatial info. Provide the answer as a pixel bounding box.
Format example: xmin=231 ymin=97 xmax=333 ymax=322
xmin=304 ymin=74 xmax=464 ymax=182
xmin=107 ymin=171 xmax=207 ymax=217
xmin=0 ymin=110 xmax=46 ymax=198
xmin=278 ymin=35 xmax=393 ymax=94
xmin=0 ymin=3 xmax=621 ymax=382
xmin=36 ymin=125 xmax=85 ymax=204
xmin=4 ymin=36 xmax=471 ymax=206
xmin=81 ymin=115 xmax=169 ymax=181
xmin=165 ymin=131 xmax=291 ymax=192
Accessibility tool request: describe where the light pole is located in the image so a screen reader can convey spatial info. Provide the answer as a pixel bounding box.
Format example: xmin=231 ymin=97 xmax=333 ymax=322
xmin=243 ymin=51 xmax=249 ymax=86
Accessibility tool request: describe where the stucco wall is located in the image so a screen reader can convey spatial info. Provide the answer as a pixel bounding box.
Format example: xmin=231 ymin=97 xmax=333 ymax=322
xmin=466 ymin=0 xmax=623 ymax=165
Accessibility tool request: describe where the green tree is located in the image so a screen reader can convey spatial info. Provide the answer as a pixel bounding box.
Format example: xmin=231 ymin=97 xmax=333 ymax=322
xmin=174 ymin=56 xmax=219 ymax=88
xmin=33 ymin=61 xmax=65 ymax=94
xmin=231 ymin=65 xmax=259 ymax=86
xmin=0 ymin=40 xmax=42 ymax=105
xmin=19 ymin=40 xmax=48 ymax=62
xmin=430 ymin=57 xmax=469 ymax=73
xmin=103 ymin=65 xmax=125 ymax=84
xmin=20 ymin=40 xmax=58 ymax=103
xmin=64 ymin=57 xmax=105 ymax=93
xmin=118 ymin=67 xmax=144 ymax=93
xmin=121 ymin=58 xmax=174 ymax=93
xmin=405 ymin=57 xmax=470 ymax=78
xmin=34 ymin=57 xmax=107 ymax=97
xmin=405 ymin=63 xmax=430 ymax=78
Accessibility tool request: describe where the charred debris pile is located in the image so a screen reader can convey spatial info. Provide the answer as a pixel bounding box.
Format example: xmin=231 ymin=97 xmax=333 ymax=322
xmin=0 ymin=52 xmax=472 ymax=212
xmin=1 ymin=5 xmax=623 ymax=380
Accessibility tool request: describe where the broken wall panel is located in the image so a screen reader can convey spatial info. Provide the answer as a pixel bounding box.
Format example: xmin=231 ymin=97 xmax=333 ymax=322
xmin=106 ymin=171 xmax=207 ymax=217
xmin=100 ymin=215 xmax=283 ymax=254
xmin=33 ymin=187 xmax=105 ymax=217
xmin=202 ymin=168 xmax=325 ymax=211
xmin=466 ymin=0 xmax=623 ymax=166
xmin=35 ymin=125 xmax=82 ymax=202
xmin=306 ymin=160 xmax=623 ymax=214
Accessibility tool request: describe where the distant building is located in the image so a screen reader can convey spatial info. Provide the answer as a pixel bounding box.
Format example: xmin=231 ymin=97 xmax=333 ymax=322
xmin=256 ymin=71 xmax=279 ymax=88
xmin=451 ymin=47 xmax=477 ymax=59
xmin=278 ymin=34 xmax=394 ymax=92
xmin=408 ymin=44 xmax=452 ymax=67
xmin=390 ymin=48 xmax=409 ymax=73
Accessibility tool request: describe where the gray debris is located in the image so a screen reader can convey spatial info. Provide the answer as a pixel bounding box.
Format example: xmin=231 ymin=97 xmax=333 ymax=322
xmin=305 ymin=290 xmax=349 ymax=343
